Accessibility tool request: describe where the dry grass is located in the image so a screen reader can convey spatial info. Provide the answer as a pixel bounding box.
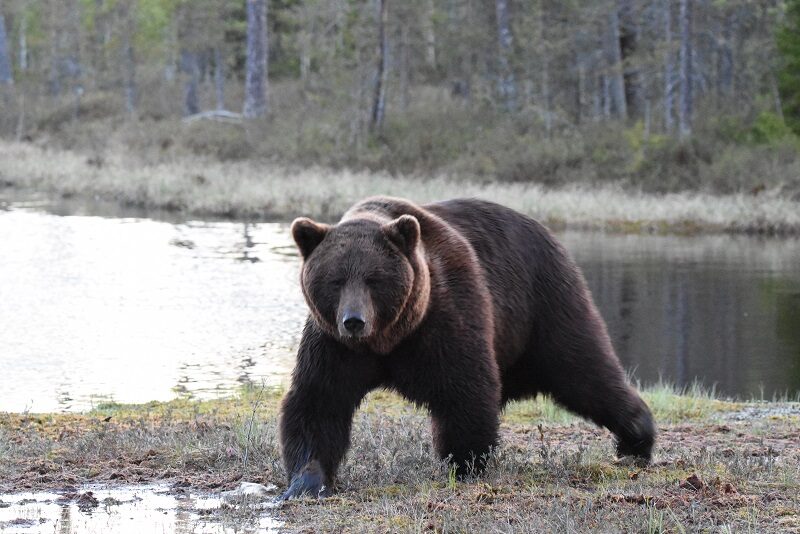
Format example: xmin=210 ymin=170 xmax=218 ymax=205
xmin=2 ymin=140 xmax=800 ymax=235
xmin=1 ymin=386 xmax=798 ymax=532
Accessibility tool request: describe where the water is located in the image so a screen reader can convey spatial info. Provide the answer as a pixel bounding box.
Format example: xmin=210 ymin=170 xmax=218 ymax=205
xmin=0 ymin=484 xmax=281 ymax=533
xmin=1 ymin=194 xmax=798 ymax=412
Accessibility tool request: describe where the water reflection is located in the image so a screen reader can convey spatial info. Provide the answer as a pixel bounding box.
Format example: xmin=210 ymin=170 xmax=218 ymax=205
xmin=563 ymin=232 xmax=800 ymax=398
xmin=0 ymin=485 xmax=281 ymax=533
xmin=0 ymin=196 xmax=798 ymax=413
xmin=0 ymin=203 xmax=301 ymax=412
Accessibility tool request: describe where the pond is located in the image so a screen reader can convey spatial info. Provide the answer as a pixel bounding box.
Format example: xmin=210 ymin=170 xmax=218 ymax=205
xmin=1 ymin=193 xmax=799 ymax=412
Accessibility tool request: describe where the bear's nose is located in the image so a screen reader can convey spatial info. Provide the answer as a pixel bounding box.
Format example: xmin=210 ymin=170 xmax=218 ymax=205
xmin=342 ymin=313 xmax=366 ymax=334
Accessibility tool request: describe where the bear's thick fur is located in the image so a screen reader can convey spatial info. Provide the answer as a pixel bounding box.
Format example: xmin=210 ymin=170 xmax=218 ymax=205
xmin=279 ymin=197 xmax=655 ymax=499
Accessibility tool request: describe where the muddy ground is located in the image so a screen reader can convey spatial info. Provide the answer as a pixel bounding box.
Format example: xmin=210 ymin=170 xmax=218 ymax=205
xmin=1 ymin=389 xmax=798 ymax=532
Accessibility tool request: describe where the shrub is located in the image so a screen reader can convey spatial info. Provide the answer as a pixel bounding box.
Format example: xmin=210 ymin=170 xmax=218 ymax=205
xmin=179 ymin=121 xmax=252 ymax=161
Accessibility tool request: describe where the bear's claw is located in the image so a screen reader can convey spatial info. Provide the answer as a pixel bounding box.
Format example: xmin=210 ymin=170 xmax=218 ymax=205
xmin=279 ymin=464 xmax=331 ymax=500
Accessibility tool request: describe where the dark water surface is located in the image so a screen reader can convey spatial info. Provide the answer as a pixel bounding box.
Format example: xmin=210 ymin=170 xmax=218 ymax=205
xmin=1 ymin=194 xmax=798 ymax=412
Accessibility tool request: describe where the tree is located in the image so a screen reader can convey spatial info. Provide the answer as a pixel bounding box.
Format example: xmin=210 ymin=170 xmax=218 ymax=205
xmin=778 ymin=0 xmax=800 ymax=133
xmin=243 ymin=0 xmax=268 ymax=119
xmin=370 ymin=0 xmax=388 ymax=131
xmin=0 ymin=10 xmax=12 ymax=85
xmin=120 ymin=2 xmax=137 ymax=114
xmin=213 ymin=46 xmax=225 ymax=110
xmin=605 ymin=7 xmax=627 ymax=119
xmin=618 ymin=0 xmax=642 ymax=119
xmin=421 ymin=0 xmax=436 ymax=69
xmin=678 ymin=0 xmax=692 ymax=138
xmin=663 ymin=0 xmax=674 ymax=133
xmin=495 ymin=0 xmax=516 ymax=111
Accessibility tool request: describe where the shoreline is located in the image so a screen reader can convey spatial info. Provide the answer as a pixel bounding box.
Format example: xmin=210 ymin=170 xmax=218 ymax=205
xmin=1 ymin=387 xmax=798 ymax=531
xmin=2 ymin=140 xmax=800 ymax=235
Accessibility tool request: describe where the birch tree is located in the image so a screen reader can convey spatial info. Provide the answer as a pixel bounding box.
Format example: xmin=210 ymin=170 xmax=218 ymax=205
xmin=618 ymin=0 xmax=642 ymax=118
xmin=121 ymin=2 xmax=137 ymax=114
xmin=678 ymin=0 xmax=692 ymax=138
xmin=0 ymin=11 xmax=12 ymax=85
xmin=605 ymin=8 xmax=627 ymax=119
xmin=243 ymin=0 xmax=268 ymax=119
xmin=370 ymin=0 xmax=388 ymax=131
xmin=17 ymin=11 xmax=27 ymax=72
xmin=422 ymin=0 xmax=436 ymax=69
xmin=214 ymin=47 xmax=225 ymax=110
xmin=663 ymin=0 xmax=674 ymax=132
xmin=717 ymin=9 xmax=734 ymax=99
xmin=495 ymin=0 xmax=517 ymax=111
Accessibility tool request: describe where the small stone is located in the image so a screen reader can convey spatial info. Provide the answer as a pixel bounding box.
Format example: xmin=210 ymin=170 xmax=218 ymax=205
xmin=221 ymin=482 xmax=278 ymax=503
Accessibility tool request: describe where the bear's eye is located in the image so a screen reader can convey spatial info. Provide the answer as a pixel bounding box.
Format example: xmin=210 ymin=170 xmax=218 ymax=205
xmin=365 ymin=275 xmax=384 ymax=286
xmin=329 ymin=277 xmax=346 ymax=288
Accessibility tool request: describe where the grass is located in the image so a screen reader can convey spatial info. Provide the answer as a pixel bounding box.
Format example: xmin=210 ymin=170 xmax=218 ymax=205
xmin=2 ymin=139 xmax=800 ymax=235
xmin=1 ymin=384 xmax=798 ymax=532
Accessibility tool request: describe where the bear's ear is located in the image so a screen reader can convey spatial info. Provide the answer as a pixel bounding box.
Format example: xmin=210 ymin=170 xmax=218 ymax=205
xmin=291 ymin=217 xmax=330 ymax=259
xmin=383 ymin=215 xmax=421 ymax=256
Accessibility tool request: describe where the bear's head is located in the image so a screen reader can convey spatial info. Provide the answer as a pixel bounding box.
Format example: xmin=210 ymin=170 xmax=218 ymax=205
xmin=291 ymin=214 xmax=430 ymax=353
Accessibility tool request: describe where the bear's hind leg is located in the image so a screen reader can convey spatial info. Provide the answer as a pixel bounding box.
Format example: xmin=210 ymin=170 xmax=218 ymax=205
xmin=535 ymin=324 xmax=656 ymax=463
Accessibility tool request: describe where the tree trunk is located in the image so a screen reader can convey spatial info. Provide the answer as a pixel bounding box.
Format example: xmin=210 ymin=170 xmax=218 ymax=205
xmin=243 ymin=0 xmax=268 ymax=119
xmin=593 ymin=72 xmax=602 ymax=120
xmin=400 ymin=24 xmax=410 ymax=111
xmin=214 ymin=47 xmax=225 ymax=110
xmin=18 ymin=14 xmax=28 ymax=72
xmin=299 ymin=26 xmax=310 ymax=83
xmin=93 ymin=0 xmax=107 ymax=88
xmin=370 ymin=0 xmax=389 ymax=132
xmin=122 ymin=4 xmax=137 ymax=114
xmin=602 ymin=74 xmax=612 ymax=118
xmin=495 ymin=0 xmax=517 ymax=111
xmin=770 ymin=73 xmax=784 ymax=121
xmin=542 ymin=56 xmax=551 ymax=135
xmin=618 ymin=0 xmax=642 ymax=119
xmin=605 ymin=8 xmax=627 ymax=119
xmin=678 ymin=0 xmax=692 ymax=138
xmin=422 ymin=0 xmax=436 ymax=69
xmin=716 ymin=12 xmax=733 ymax=99
xmin=576 ymin=57 xmax=586 ymax=125
xmin=48 ymin=3 xmax=62 ymax=96
xmin=181 ymin=50 xmax=200 ymax=116
xmin=0 ymin=13 xmax=12 ymax=85
xmin=663 ymin=0 xmax=674 ymax=133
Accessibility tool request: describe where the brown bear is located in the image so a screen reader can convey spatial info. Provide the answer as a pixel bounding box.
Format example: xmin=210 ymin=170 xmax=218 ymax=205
xmin=279 ymin=196 xmax=655 ymax=499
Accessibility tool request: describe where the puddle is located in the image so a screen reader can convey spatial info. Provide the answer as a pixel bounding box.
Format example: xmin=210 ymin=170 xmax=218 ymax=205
xmin=0 ymin=484 xmax=282 ymax=533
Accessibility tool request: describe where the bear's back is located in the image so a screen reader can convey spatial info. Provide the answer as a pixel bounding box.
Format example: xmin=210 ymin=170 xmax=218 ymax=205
xmin=425 ymin=199 xmax=580 ymax=369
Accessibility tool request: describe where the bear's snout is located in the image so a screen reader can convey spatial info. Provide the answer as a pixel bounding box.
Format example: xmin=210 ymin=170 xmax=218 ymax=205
xmin=336 ymin=284 xmax=374 ymax=339
xmin=342 ymin=312 xmax=366 ymax=335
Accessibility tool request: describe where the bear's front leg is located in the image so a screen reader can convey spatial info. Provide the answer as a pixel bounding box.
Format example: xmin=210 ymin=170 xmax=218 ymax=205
xmin=279 ymin=321 xmax=381 ymax=499
xmin=419 ymin=337 xmax=502 ymax=477
xmin=430 ymin=391 xmax=501 ymax=477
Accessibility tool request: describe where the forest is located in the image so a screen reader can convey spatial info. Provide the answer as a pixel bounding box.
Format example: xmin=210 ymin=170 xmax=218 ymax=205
xmin=0 ymin=0 xmax=799 ymax=196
